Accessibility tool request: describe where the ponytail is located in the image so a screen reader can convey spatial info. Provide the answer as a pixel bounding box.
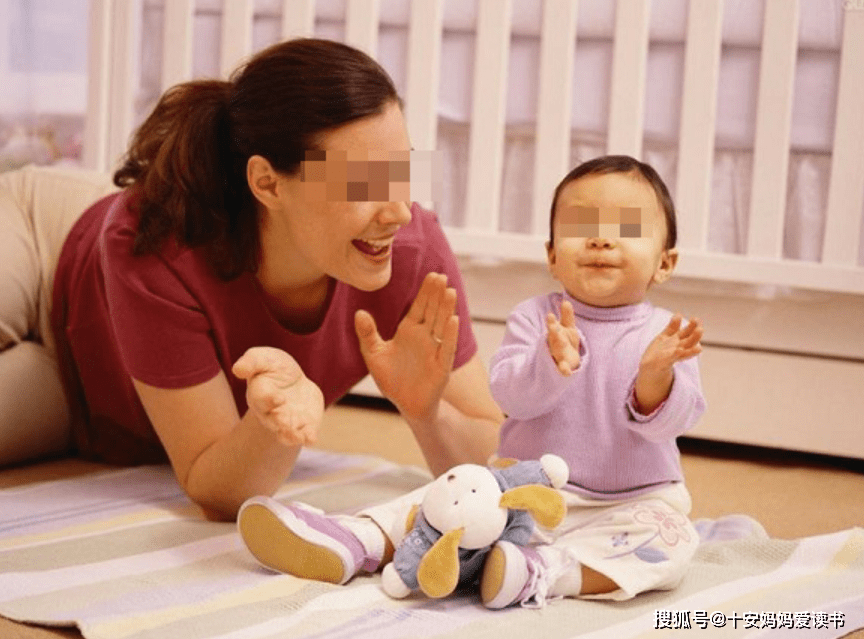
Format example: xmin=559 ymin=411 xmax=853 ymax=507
xmin=114 ymin=80 xmax=257 ymax=280
xmin=114 ymin=38 xmax=400 ymax=280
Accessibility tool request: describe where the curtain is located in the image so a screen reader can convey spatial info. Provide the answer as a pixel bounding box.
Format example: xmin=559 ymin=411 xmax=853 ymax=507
xmin=0 ymin=0 xmax=90 ymax=171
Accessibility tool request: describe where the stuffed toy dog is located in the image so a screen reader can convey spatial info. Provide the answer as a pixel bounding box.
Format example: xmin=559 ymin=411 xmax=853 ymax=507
xmin=381 ymin=454 xmax=569 ymax=599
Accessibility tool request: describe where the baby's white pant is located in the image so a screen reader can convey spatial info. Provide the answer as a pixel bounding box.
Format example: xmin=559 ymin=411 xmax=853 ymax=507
xmin=544 ymin=482 xmax=699 ymax=601
xmin=359 ymin=480 xmax=698 ymax=601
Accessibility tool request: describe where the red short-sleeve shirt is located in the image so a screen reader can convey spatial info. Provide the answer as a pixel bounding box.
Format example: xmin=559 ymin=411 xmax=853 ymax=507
xmin=52 ymin=190 xmax=477 ymax=464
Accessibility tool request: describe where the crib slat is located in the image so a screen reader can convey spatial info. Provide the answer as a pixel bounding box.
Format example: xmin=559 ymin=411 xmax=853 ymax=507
xmin=220 ymin=0 xmax=254 ymax=78
xmin=405 ymin=0 xmax=444 ymax=152
xmin=675 ymin=0 xmax=723 ymax=252
xmin=282 ymin=0 xmax=317 ymax=40
xmin=161 ymin=0 xmax=194 ymax=91
xmin=346 ymin=0 xmax=380 ymax=56
xmin=531 ymin=0 xmax=579 ymax=238
xmin=465 ymin=0 xmax=512 ymax=234
xmin=107 ymin=0 xmax=141 ymax=171
xmin=607 ymin=0 xmax=650 ymax=158
xmin=83 ymin=0 xmax=112 ymax=171
xmin=823 ymin=8 xmax=864 ymax=267
xmin=747 ymin=0 xmax=799 ymax=260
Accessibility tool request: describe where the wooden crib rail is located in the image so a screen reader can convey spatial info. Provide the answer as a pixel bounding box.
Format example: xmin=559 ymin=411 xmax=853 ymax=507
xmin=747 ymin=0 xmax=799 ymax=262
xmin=531 ymin=0 xmax=579 ymax=238
xmin=607 ymin=0 xmax=650 ymax=159
xmin=446 ymin=0 xmax=864 ymax=295
xmin=82 ymin=0 xmax=864 ymax=296
xmin=675 ymin=0 xmax=723 ymax=254
xmin=824 ymin=6 xmax=864 ymax=269
xmin=464 ymin=0 xmax=512 ymax=237
xmin=405 ymin=0 xmax=444 ymax=153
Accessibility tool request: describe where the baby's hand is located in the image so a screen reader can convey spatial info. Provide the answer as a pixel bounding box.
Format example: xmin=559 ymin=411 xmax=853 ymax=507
xmin=232 ymin=347 xmax=324 ymax=446
xmin=546 ymin=300 xmax=581 ymax=376
xmin=640 ymin=315 xmax=703 ymax=373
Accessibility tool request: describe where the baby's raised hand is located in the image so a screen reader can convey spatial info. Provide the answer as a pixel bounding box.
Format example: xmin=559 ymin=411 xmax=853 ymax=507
xmin=634 ymin=315 xmax=703 ymax=414
xmin=546 ymin=300 xmax=581 ymax=376
xmin=640 ymin=315 xmax=703 ymax=373
xmin=232 ymin=346 xmax=324 ymax=446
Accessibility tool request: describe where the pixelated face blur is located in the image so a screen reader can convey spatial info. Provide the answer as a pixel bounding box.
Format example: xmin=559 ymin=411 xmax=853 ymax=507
xmin=299 ymin=149 xmax=441 ymax=204
xmin=264 ymin=102 xmax=441 ymax=293
xmin=547 ymin=171 xmax=678 ymax=307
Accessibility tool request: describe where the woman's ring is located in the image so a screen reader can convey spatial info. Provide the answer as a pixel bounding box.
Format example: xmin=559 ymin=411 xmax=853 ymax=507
xmin=432 ymin=335 xmax=443 ymax=344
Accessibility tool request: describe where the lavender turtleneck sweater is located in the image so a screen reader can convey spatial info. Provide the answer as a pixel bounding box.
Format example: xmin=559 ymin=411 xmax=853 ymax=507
xmin=490 ymin=291 xmax=706 ymax=500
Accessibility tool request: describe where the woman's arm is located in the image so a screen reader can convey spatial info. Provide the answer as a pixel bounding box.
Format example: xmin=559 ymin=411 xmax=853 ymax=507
xmin=133 ymin=347 xmax=323 ymax=521
xmin=355 ymin=272 xmax=504 ymax=476
xmin=405 ymin=353 xmax=504 ymax=476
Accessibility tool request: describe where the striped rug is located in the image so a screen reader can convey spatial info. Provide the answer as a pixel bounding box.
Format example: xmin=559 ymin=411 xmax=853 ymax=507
xmin=1 ymin=449 xmax=862 ymax=639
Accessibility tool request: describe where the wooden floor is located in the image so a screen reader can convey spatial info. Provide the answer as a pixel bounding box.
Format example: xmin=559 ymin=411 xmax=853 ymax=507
xmin=2 ymin=400 xmax=863 ymax=639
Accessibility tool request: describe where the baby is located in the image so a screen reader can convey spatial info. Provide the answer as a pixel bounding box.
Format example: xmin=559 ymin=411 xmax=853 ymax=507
xmin=238 ymin=155 xmax=706 ymax=607
xmin=481 ymin=154 xmax=705 ymax=606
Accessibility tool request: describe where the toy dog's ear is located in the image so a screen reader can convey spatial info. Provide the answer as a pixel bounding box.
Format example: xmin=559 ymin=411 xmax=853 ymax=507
xmin=417 ymin=527 xmax=464 ymax=598
xmin=404 ymin=504 xmax=420 ymax=533
xmin=499 ymin=485 xmax=566 ymax=529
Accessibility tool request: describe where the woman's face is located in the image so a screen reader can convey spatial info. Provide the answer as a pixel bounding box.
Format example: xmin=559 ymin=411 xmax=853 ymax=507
xmin=259 ymin=101 xmax=413 ymax=293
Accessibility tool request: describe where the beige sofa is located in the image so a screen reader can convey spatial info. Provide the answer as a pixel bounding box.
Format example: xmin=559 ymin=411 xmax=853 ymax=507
xmin=0 ymin=165 xmax=117 ymax=465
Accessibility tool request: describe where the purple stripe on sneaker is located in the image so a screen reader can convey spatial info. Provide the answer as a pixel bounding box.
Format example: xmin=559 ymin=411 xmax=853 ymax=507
xmin=361 ymin=556 xmax=380 ymax=573
xmin=285 ymin=504 xmax=371 ymax=573
xmin=515 ymin=545 xmax=544 ymax=603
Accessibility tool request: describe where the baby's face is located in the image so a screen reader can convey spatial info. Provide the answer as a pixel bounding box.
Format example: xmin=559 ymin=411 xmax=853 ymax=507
xmin=546 ymin=172 xmax=677 ymax=307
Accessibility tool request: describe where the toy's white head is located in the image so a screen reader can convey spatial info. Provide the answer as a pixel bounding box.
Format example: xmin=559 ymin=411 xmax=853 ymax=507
xmin=421 ymin=464 xmax=508 ymax=550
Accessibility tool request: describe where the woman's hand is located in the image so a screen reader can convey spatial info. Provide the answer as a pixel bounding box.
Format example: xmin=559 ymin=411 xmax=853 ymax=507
xmin=355 ymin=272 xmax=459 ymax=423
xmin=232 ymin=346 xmax=324 ymax=446
xmin=546 ymin=299 xmax=581 ymax=376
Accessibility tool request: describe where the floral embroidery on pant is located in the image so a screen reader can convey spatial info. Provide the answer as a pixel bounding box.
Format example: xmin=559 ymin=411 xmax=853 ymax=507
xmin=604 ymin=505 xmax=692 ymax=563
xmin=633 ymin=506 xmax=692 ymax=546
xmin=611 ymin=532 xmax=630 ymax=547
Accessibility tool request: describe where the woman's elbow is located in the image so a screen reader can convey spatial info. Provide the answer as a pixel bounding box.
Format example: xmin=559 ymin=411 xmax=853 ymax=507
xmin=183 ymin=481 xmax=243 ymax=522
xmin=199 ymin=503 xmax=237 ymax=522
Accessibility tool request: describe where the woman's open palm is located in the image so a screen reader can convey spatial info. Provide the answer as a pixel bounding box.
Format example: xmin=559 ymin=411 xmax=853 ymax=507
xmin=355 ymin=272 xmax=459 ymax=422
xmin=232 ymin=346 xmax=324 ymax=445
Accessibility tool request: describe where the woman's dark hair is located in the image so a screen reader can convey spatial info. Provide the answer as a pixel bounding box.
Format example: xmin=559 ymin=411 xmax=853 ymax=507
xmin=548 ymin=155 xmax=677 ymax=250
xmin=114 ymin=38 xmax=401 ymax=279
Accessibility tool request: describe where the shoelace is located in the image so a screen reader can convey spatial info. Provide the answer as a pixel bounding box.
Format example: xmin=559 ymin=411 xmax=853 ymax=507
xmin=520 ymin=548 xmax=581 ymax=609
xmin=520 ymin=557 xmax=555 ymax=609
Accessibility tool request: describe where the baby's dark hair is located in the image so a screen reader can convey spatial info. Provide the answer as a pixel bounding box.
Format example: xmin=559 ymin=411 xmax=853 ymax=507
xmin=548 ymin=155 xmax=677 ymax=250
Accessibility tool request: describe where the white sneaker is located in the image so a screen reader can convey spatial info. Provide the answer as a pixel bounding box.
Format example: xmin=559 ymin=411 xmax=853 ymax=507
xmin=481 ymin=541 xmax=581 ymax=609
xmin=238 ymin=497 xmax=380 ymax=585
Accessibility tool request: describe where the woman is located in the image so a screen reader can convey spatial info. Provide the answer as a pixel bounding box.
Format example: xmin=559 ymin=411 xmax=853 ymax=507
xmin=0 ymin=38 xmax=503 ymax=520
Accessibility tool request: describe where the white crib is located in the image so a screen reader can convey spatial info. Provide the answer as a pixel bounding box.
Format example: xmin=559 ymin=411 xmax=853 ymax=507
xmin=83 ymin=0 xmax=864 ymax=459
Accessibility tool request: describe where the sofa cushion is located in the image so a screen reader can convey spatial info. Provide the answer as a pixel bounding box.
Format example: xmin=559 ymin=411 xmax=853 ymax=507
xmin=0 ymin=165 xmax=117 ymax=352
